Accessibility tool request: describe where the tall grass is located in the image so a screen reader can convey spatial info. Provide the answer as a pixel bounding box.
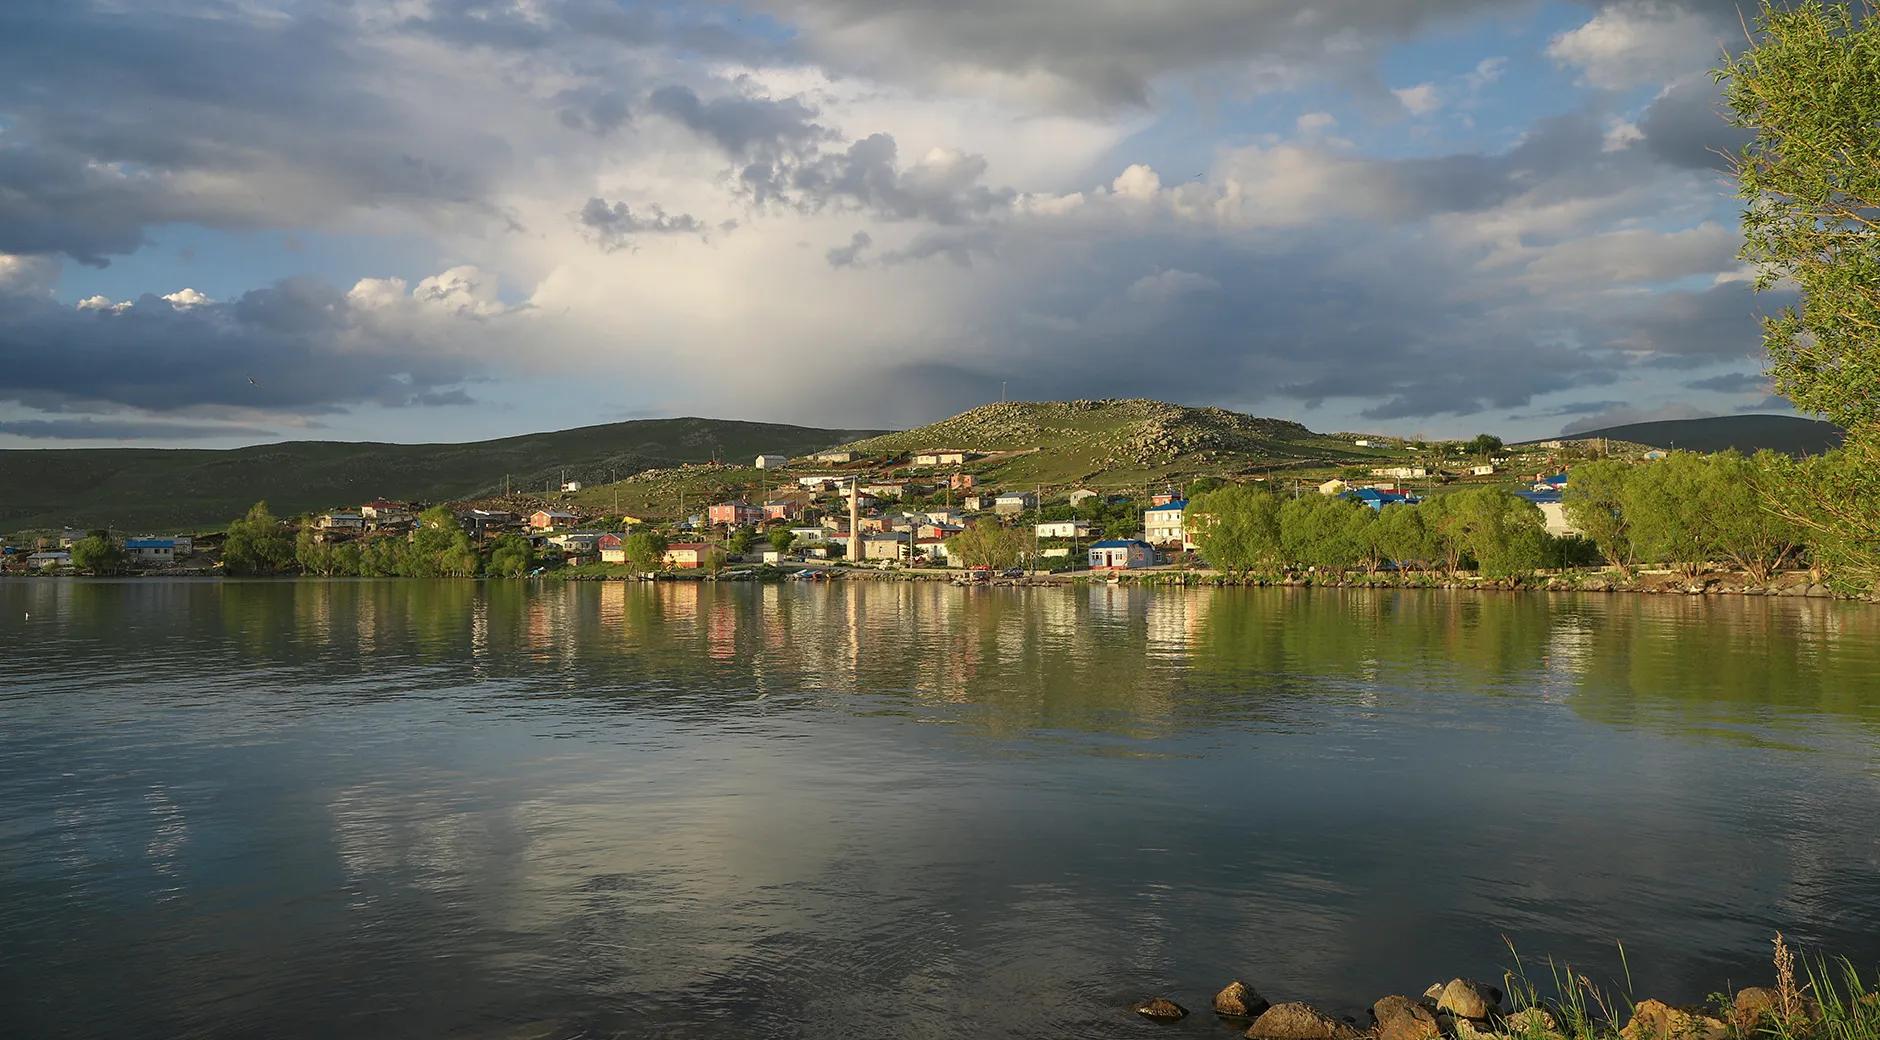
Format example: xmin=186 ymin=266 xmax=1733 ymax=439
xmin=1495 ymin=935 xmax=1878 ymax=1040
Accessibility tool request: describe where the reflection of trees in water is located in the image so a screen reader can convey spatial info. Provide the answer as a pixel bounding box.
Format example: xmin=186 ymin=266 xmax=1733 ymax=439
xmin=38 ymin=580 xmax=1880 ymax=737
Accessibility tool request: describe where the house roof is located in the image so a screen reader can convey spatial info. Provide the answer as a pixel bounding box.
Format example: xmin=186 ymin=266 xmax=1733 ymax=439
xmin=125 ymin=538 xmax=175 ymax=549
xmin=1516 ymin=490 xmax=1564 ymax=504
xmin=1145 ymin=500 xmax=1187 ymax=512
xmin=666 ymin=542 xmax=710 ymax=551
xmin=1091 ymin=538 xmax=1151 ymax=549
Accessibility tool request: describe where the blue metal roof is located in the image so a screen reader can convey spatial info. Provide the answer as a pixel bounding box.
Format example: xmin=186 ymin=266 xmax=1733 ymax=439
xmin=1145 ymin=500 xmax=1187 ymax=512
xmin=1515 ymin=490 xmax=1564 ymax=504
xmin=125 ymin=538 xmax=175 ymax=549
xmin=1090 ymin=539 xmax=1151 ymax=549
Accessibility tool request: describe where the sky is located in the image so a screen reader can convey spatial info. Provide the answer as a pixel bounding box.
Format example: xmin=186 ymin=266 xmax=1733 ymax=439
xmin=0 ymin=0 xmax=1796 ymax=448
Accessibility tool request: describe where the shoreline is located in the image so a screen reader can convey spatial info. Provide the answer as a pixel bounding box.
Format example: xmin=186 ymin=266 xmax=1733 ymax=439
xmin=4 ymin=566 xmax=1872 ymax=601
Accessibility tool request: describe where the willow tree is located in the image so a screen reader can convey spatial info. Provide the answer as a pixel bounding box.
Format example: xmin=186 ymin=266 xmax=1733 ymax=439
xmin=1719 ymin=1 xmax=1880 ymax=587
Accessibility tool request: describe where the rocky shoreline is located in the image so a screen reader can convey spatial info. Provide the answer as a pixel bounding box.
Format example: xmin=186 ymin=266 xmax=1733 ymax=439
xmin=1130 ymin=974 xmax=1814 ymax=1040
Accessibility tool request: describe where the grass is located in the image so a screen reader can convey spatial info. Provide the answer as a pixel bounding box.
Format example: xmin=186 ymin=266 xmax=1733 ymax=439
xmin=1496 ymin=935 xmax=1879 ymax=1040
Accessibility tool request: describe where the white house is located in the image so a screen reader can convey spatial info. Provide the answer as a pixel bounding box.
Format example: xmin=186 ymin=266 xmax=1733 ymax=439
xmin=1318 ymin=479 xmax=1349 ymax=496
xmin=1369 ymin=466 xmax=1427 ymax=480
xmin=124 ymin=538 xmax=176 ymax=563
xmin=1068 ymin=488 xmax=1100 ymax=506
xmin=1468 ymin=464 xmax=1497 ymax=476
xmin=755 ymin=454 xmax=788 ymax=470
xmin=913 ymin=450 xmax=971 ymax=466
xmin=861 ymin=534 xmax=906 ymax=561
xmin=994 ymin=492 xmax=1037 ymax=515
xmin=28 ymin=550 xmax=71 ymax=570
xmin=1088 ymin=539 xmax=1156 ymax=569
xmin=1144 ymin=500 xmax=1194 ymax=549
xmin=317 ymin=512 xmax=365 ymax=531
xmin=789 ymin=526 xmax=828 ymax=544
xmin=1035 ymin=519 xmax=1092 ymax=540
xmin=813 ymin=450 xmax=857 ymax=464
xmin=560 ymin=480 xmax=583 ymax=493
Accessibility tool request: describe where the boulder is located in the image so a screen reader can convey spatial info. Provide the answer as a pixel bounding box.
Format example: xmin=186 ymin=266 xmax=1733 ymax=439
xmin=1620 ymin=999 xmax=1729 ymax=1040
xmin=1505 ymin=1008 xmax=1562 ymax=1037
xmin=1438 ymin=979 xmax=1504 ymax=1020
xmin=1732 ymin=987 xmax=1817 ymax=1029
xmin=1133 ymin=997 xmax=1188 ymax=1021
xmin=1373 ymin=995 xmax=1442 ymax=1040
xmin=1216 ymin=981 xmax=1271 ymax=1018
xmin=1246 ymin=1002 xmax=1360 ymax=1040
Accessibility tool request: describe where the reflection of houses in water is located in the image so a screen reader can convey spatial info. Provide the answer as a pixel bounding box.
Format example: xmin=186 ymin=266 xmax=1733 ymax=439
xmin=1143 ymin=589 xmax=1212 ymax=657
xmin=597 ymin=580 xmax=625 ymax=632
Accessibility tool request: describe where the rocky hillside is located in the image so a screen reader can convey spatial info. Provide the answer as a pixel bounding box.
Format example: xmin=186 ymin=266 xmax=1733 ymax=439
xmin=835 ymin=399 xmax=1377 ymax=486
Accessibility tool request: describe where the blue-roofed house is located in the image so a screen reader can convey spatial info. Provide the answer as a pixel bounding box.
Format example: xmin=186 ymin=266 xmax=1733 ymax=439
xmin=1514 ymin=490 xmax=1577 ymax=536
xmin=1143 ymin=499 xmax=1193 ymax=548
xmin=1343 ymin=488 xmax=1419 ymax=510
xmin=1533 ymin=473 xmax=1568 ymax=491
xmin=1088 ymin=539 xmax=1157 ymax=570
xmin=124 ymin=537 xmax=176 ymax=563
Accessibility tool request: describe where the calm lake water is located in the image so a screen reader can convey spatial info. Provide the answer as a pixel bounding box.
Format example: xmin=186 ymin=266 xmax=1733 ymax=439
xmin=2 ymin=579 xmax=1878 ymax=1039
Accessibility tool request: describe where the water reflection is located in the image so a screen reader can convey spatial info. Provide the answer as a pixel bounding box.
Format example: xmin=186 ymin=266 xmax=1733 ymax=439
xmin=1 ymin=580 xmax=1877 ymax=1039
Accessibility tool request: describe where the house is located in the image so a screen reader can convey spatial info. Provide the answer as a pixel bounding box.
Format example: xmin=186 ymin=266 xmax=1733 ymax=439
xmin=597 ymin=533 xmax=625 ymax=551
xmin=601 ymin=546 xmax=628 ymax=564
xmin=1354 ymin=439 xmax=1374 ymax=447
xmin=1150 ymin=489 xmax=1181 ymax=507
xmin=763 ymin=500 xmax=801 ymax=521
xmin=1533 ymin=473 xmax=1568 ymax=492
xmin=860 ymin=482 xmax=905 ymax=500
xmin=317 ymin=512 xmax=365 ymax=531
xmin=561 ymin=480 xmax=583 ymax=493
xmin=171 ymin=535 xmax=194 ymax=555
xmin=124 ymin=537 xmax=176 ymax=563
xmin=798 ymin=474 xmax=841 ymax=488
xmin=789 ymin=526 xmax=828 ymax=545
xmin=549 ymin=532 xmax=602 ymax=553
xmin=1515 ymin=490 xmax=1578 ymax=536
xmin=1468 ymin=464 xmax=1497 ymax=476
xmin=1035 ymin=519 xmax=1092 ymax=540
xmin=529 ymin=509 xmax=577 ymax=530
xmin=1643 ymin=449 xmax=1669 ymax=461
xmin=755 ymin=454 xmax=788 ymax=470
xmin=813 ymin=450 xmax=857 ymax=464
xmin=707 ymin=501 xmax=764 ymax=527
xmin=949 ymin=472 xmax=976 ymax=491
xmin=459 ymin=509 xmax=517 ymax=540
xmin=1318 ymin=479 xmax=1349 ymax=496
xmin=662 ymin=542 xmax=712 ymax=569
xmin=862 ymin=534 xmax=907 ymax=561
xmin=918 ymin=522 xmax=965 ymax=540
xmin=913 ymin=450 xmax=973 ymax=466
xmin=1144 ymin=500 xmax=1194 ymax=548
xmin=962 ymin=493 xmax=996 ymax=512
xmin=57 ymin=528 xmax=86 ymax=548
xmin=993 ymin=492 xmax=1036 ymax=515
xmin=360 ymin=499 xmax=413 ymax=524
xmin=27 ymin=550 xmax=71 ymax=570
xmin=1088 ymin=539 xmax=1156 ymax=569
xmin=916 ymin=537 xmax=952 ymax=564
xmin=1370 ymin=466 xmax=1428 ymax=480
xmin=1344 ymin=488 xmax=1417 ymax=510
xmin=1068 ymin=488 xmax=1100 ymax=506
xmin=923 ymin=509 xmax=965 ymax=525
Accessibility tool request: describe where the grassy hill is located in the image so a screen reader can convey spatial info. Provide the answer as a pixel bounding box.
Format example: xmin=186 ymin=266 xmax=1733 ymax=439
xmin=0 ymin=418 xmax=880 ymax=533
xmin=1538 ymin=414 xmax=1844 ymax=457
xmin=834 ymin=399 xmax=1391 ymax=490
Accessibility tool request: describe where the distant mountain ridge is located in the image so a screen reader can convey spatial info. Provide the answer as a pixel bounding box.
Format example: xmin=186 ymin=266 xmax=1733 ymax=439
xmin=0 ymin=417 xmax=882 ymax=532
xmin=1539 ymin=414 xmax=1843 ymax=456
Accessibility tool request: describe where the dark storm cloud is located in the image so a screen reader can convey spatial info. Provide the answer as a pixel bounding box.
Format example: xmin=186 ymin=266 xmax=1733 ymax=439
xmin=1685 ymin=370 xmax=1769 ymax=393
xmin=1639 ymin=76 xmax=1755 ymax=171
xmin=758 ymin=134 xmax=1016 ymax=224
xmin=647 ymin=85 xmax=832 ymax=160
xmin=577 ymin=198 xmax=707 ymax=251
xmin=0 ymin=418 xmax=279 ymax=441
xmin=1614 ymin=282 xmax=1784 ymax=363
xmin=0 ymin=279 xmax=480 ymax=415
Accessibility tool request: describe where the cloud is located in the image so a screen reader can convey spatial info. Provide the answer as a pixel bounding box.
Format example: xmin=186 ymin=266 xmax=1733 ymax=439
xmin=1560 ymin=401 xmax=1712 ymax=435
xmin=1295 ymin=112 xmax=1337 ymax=134
xmin=577 ymin=197 xmax=707 ymax=251
xmin=647 ymin=83 xmax=832 ymax=160
xmin=0 ymin=271 xmax=513 ymax=416
xmin=826 ymin=231 xmax=873 ymax=268
xmin=1684 ymin=370 xmax=1768 ymax=393
xmin=1546 ymin=1 xmax=1724 ymax=90
xmin=161 ymin=288 xmax=211 ymax=309
xmin=1393 ymin=83 xmax=1442 ymax=116
xmin=0 ymin=418 xmax=278 ymax=441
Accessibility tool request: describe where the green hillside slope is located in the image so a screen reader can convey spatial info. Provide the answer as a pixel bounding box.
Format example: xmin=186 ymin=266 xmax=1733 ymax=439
xmin=0 ymin=418 xmax=879 ymax=532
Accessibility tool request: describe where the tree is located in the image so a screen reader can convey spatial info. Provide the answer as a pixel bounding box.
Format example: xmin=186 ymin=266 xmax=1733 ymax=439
xmin=1451 ymin=487 xmax=1547 ymax=577
xmin=945 ymin=523 xmax=1027 ymax=569
xmin=1719 ymin=2 xmax=1880 ymax=588
xmin=768 ymin=527 xmax=797 ymax=555
xmin=1186 ymin=484 xmax=1283 ymax=576
xmin=1465 ymin=433 xmax=1504 ymax=458
xmin=223 ymin=501 xmax=296 ymax=575
xmin=1622 ymin=452 xmax=1714 ymax=577
xmin=400 ymin=505 xmax=478 ymax=577
xmin=1563 ymin=459 xmax=1636 ymax=572
xmin=1279 ymin=495 xmax=1366 ymax=572
xmin=71 ymin=531 xmax=127 ymax=574
xmin=623 ymin=530 xmax=669 ymax=572
xmin=727 ymin=525 xmax=756 ymax=555
xmin=1702 ymin=450 xmax=1800 ymax=583
xmin=487 ymin=533 xmax=535 ymax=577
xmin=1373 ymin=501 xmax=1435 ymax=571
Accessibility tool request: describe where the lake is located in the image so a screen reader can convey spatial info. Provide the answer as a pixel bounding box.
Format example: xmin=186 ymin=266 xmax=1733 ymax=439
xmin=2 ymin=579 xmax=1878 ymax=1039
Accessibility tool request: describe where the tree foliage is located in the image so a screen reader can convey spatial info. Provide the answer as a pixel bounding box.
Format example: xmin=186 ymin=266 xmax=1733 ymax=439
xmin=1720 ymin=2 xmax=1880 ymax=590
xmin=945 ymin=523 xmax=1027 ymax=569
xmin=486 ymin=533 xmax=535 ymax=577
xmin=623 ymin=530 xmax=670 ymax=572
xmin=1279 ymin=495 xmax=1367 ymax=572
xmin=224 ymin=501 xmax=296 ymax=575
xmin=1187 ymin=484 xmax=1283 ymax=575
xmin=70 ymin=531 xmax=127 ymax=574
xmin=1563 ymin=459 xmax=1636 ymax=571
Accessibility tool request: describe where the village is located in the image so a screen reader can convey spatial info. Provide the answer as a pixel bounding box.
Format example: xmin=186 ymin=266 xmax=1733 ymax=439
xmin=0 ymin=434 xmax=1618 ymax=581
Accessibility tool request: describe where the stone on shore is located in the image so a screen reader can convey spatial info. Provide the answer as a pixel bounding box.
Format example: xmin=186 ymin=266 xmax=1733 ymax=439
xmin=1731 ymin=987 xmax=1781 ymax=1030
xmin=1373 ymin=994 xmax=1442 ymax=1040
xmin=1437 ymin=979 xmax=1504 ymax=1020
xmin=1246 ymin=1001 xmax=1360 ymax=1040
xmin=1620 ymin=999 xmax=1729 ymax=1040
xmin=1216 ymin=980 xmax=1271 ymax=1018
xmin=1133 ymin=997 xmax=1188 ymax=1021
